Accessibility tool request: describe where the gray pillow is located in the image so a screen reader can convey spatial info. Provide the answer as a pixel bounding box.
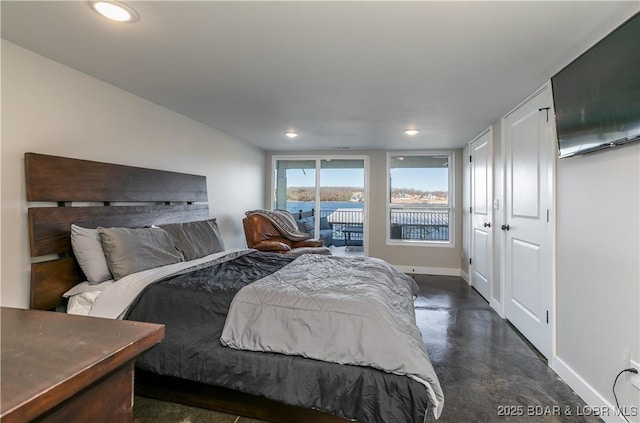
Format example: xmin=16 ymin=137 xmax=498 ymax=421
xmin=296 ymin=220 xmax=308 ymax=233
xmin=98 ymin=227 xmax=183 ymax=280
xmin=160 ymin=219 xmax=226 ymax=261
xmin=299 ymin=217 xmax=315 ymax=233
xmin=70 ymin=224 xmax=113 ymax=284
xmin=319 ymin=217 xmax=331 ymax=230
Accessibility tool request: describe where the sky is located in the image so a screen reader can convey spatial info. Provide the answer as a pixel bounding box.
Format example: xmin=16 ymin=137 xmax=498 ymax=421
xmin=285 ymin=167 xmax=449 ymax=191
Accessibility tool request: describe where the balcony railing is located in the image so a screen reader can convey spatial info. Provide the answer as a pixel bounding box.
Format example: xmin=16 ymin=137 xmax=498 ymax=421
xmin=294 ymin=207 xmax=449 ymax=245
xmin=390 ymin=209 xmax=449 ymax=241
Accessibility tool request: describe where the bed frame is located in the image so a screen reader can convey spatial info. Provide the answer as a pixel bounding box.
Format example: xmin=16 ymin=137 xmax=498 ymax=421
xmin=25 ymin=152 xmax=351 ymax=423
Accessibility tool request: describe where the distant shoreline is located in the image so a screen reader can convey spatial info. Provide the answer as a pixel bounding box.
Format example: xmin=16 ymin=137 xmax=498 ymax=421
xmin=287 ymin=186 xmax=447 ymax=204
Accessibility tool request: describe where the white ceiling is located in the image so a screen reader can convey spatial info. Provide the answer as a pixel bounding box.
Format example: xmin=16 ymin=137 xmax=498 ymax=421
xmin=2 ymin=1 xmax=638 ymax=151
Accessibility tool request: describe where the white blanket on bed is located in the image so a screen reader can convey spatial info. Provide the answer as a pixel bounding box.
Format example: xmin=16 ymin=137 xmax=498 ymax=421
xmin=220 ymin=254 xmax=444 ymax=420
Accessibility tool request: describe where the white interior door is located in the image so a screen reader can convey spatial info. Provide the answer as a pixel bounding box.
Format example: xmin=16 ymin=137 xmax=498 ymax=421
xmin=504 ymin=84 xmax=554 ymax=359
xmin=470 ymin=128 xmax=493 ymax=302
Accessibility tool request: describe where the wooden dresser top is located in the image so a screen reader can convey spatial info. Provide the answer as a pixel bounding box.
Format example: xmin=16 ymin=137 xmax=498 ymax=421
xmin=1 ymin=307 xmax=164 ymax=422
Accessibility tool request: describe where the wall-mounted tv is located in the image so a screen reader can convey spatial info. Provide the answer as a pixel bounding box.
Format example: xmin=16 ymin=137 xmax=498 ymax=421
xmin=551 ymin=12 xmax=640 ymax=158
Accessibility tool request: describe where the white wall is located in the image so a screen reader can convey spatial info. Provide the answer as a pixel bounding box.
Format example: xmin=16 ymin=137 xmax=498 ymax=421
xmin=555 ymin=143 xmax=640 ymax=416
xmin=1 ymin=41 xmax=266 ymax=308
xmin=466 ymin=111 xmax=639 ymax=416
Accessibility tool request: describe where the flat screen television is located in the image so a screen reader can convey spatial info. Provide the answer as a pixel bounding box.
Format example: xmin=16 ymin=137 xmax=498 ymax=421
xmin=551 ymin=12 xmax=640 ymax=158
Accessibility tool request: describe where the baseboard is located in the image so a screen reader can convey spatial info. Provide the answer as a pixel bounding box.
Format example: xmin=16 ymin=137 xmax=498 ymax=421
xmin=460 ymin=270 xmax=469 ymax=283
xmin=394 ymin=265 xmax=461 ymax=277
xmin=490 ymin=298 xmax=504 ymax=318
xmin=553 ymin=356 xmax=630 ymax=423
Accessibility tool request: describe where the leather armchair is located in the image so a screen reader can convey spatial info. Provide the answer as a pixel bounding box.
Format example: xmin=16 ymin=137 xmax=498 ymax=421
xmin=243 ymin=214 xmax=331 ymax=255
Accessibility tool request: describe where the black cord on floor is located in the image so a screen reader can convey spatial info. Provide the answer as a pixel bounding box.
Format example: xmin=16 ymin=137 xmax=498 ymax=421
xmin=613 ymin=368 xmax=639 ymax=423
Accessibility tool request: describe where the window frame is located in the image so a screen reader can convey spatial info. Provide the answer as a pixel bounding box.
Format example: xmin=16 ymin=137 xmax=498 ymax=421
xmin=271 ymin=154 xmax=370 ymax=254
xmin=386 ymin=151 xmax=455 ymax=248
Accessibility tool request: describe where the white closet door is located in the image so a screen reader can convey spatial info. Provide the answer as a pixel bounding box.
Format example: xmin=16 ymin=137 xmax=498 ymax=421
xmin=470 ymin=128 xmax=493 ymax=302
xmin=504 ymin=84 xmax=554 ymax=359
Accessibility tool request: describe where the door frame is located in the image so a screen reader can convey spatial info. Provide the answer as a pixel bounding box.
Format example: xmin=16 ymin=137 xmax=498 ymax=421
xmin=468 ymin=126 xmax=494 ymax=304
xmin=271 ymin=155 xmax=370 ymax=256
xmin=499 ymin=82 xmax=556 ymax=363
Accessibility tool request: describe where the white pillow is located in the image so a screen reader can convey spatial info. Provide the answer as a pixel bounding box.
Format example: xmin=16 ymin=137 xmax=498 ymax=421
xmin=63 ymin=280 xmax=113 ymax=298
xmin=70 ymin=224 xmax=113 ymax=284
xmin=64 ymin=280 xmax=112 ymax=315
xmin=67 ymin=291 xmax=102 ymax=316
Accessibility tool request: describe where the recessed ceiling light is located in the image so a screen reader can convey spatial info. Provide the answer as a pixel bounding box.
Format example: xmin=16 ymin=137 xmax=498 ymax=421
xmin=90 ymin=1 xmax=138 ymax=23
xmin=404 ymin=129 xmax=420 ymax=136
xmin=284 ymin=131 xmax=299 ymax=139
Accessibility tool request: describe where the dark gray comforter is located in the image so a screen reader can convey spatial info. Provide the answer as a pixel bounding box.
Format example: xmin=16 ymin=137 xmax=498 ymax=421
xmin=125 ymin=251 xmax=431 ymax=423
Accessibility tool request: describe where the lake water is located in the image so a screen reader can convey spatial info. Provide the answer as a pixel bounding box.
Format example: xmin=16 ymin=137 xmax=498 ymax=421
xmin=285 ymin=201 xmax=363 ymax=214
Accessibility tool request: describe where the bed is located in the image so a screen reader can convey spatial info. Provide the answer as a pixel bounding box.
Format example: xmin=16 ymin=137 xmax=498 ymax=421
xmin=25 ymin=152 xmax=443 ymax=423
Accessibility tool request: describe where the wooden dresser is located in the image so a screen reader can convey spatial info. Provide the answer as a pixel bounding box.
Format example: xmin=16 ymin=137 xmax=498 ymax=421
xmin=1 ymin=307 xmax=164 ymax=423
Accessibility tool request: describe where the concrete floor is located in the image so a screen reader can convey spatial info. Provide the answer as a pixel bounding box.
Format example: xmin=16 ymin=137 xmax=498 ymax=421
xmin=134 ymin=275 xmax=599 ymax=423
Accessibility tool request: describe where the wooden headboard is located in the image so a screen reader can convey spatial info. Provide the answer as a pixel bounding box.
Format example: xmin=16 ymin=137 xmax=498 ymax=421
xmin=25 ymin=153 xmax=210 ymax=310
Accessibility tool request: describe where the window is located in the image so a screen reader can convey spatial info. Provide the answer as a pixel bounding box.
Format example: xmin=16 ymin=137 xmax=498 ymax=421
xmin=272 ymin=156 xmax=368 ymax=250
xmin=387 ymin=153 xmax=454 ymax=246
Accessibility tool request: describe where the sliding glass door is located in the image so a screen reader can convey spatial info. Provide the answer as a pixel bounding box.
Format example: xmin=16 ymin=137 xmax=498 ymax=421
xmin=273 ymin=157 xmax=367 ymax=253
xmin=274 ymin=159 xmax=316 ymax=215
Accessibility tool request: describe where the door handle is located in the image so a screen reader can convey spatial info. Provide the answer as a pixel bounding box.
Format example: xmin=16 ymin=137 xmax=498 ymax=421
xmin=483 ymin=222 xmax=491 ymax=228
xmin=501 ymin=224 xmax=510 ymax=231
